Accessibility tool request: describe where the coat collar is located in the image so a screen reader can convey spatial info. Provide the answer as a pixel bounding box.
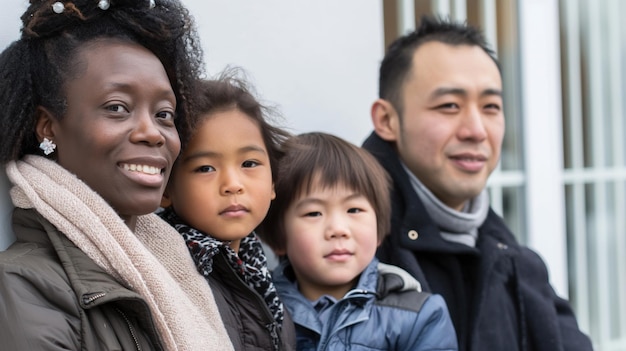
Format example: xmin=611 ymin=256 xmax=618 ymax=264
xmin=13 ymin=208 xmax=143 ymax=308
xmin=363 ymin=132 xmax=471 ymax=254
xmin=363 ymin=132 xmax=521 ymax=255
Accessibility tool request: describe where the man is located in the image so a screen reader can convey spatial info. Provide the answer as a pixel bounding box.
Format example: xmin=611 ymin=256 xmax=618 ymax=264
xmin=362 ymin=16 xmax=593 ymax=351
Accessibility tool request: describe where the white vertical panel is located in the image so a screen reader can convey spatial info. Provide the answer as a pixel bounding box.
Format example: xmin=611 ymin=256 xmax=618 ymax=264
xmin=488 ymin=187 xmax=503 ymax=217
xmin=561 ymin=0 xmax=590 ymax=332
xmin=451 ymin=0 xmax=467 ymax=22
xmin=479 ymin=0 xmax=498 ymax=55
xmin=479 ymin=0 xmax=504 ymax=223
xmin=431 ymin=0 xmax=451 ymax=17
xmin=518 ymin=0 xmax=568 ymax=296
xmin=584 ymin=0 xmax=611 ymax=342
xmin=607 ymin=0 xmax=626 ymax=335
xmin=583 ymin=0 xmax=614 ymax=340
xmin=398 ymin=0 xmax=416 ymax=34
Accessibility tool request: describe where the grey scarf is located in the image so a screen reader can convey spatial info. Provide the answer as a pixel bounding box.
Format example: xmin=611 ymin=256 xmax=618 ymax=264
xmin=403 ymin=163 xmax=489 ymax=247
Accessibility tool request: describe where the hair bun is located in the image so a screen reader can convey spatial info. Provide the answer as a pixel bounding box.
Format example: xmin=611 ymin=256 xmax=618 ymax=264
xmin=20 ymin=0 xmax=159 ymax=39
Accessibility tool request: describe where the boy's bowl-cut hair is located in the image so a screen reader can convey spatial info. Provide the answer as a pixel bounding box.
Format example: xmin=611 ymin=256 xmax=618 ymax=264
xmin=258 ymin=132 xmax=391 ymax=255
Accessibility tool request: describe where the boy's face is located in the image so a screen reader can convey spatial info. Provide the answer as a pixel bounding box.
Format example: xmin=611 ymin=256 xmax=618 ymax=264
xmin=283 ymin=181 xmax=378 ymax=301
xmin=163 ymin=108 xmax=275 ymax=251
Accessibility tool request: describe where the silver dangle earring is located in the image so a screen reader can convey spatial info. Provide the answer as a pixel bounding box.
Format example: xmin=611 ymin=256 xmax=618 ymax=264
xmin=39 ymin=138 xmax=57 ymax=155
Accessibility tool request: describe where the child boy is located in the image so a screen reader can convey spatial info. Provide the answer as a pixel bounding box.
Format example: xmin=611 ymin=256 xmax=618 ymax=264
xmin=258 ymin=132 xmax=458 ymax=350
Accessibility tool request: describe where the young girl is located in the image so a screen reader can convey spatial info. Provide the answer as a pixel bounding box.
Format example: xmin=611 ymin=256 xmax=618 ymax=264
xmin=258 ymin=132 xmax=458 ymax=351
xmin=159 ymin=75 xmax=296 ymax=350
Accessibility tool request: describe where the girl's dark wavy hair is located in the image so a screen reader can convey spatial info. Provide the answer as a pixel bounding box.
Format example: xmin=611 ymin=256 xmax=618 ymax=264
xmin=187 ymin=70 xmax=292 ymax=184
xmin=0 ymin=0 xmax=205 ymax=162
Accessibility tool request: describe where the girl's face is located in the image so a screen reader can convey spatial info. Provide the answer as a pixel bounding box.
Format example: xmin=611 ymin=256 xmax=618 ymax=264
xmin=42 ymin=40 xmax=179 ymax=229
xmin=282 ymin=180 xmax=378 ymax=301
xmin=164 ymin=109 xmax=275 ymax=252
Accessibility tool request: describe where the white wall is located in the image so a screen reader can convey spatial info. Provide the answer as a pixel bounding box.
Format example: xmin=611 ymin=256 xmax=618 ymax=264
xmin=0 ymin=1 xmax=384 ymax=250
xmin=0 ymin=0 xmax=25 ymax=250
xmin=186 ymin=1 xmax=383 ymax=144
xmin=0 ymin=172 xmax=14 ymax=250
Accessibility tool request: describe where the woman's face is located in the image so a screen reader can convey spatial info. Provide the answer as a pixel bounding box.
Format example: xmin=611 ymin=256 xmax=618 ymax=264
xmin=46 ymin=40 xmax=180 ymax=226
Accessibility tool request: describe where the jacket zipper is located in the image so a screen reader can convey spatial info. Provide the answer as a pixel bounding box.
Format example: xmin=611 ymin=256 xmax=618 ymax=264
xmin=319 ymin=289 xmax=375 ymax=350
xmin=82 ymin=292 xmax=107 ymax=305
xmin=83 ymin=292 xmax=159 ymax=351
xmin=220 ymin=254 xmax=282 ymax=350
xmin=116 ymin=307 xmax=142 ymax=351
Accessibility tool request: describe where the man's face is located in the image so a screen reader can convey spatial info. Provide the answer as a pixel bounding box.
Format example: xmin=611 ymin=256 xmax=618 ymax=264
xmin=394 ymin=41 xmax=504 ymax=210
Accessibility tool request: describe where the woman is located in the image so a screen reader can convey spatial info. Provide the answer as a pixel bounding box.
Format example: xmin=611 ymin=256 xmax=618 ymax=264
xmin=0 ymin=0 xmax=233 ymax=350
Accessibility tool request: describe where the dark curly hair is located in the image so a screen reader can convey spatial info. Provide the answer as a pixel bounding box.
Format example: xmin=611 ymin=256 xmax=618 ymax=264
xmin=0 ymin=0 xmax=205 ymax=162
xmin=379 ymin=15 xmax=499 ymax=117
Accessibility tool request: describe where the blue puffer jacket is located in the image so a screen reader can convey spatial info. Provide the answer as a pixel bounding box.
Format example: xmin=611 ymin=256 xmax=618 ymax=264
xmin=273 ymin=258 xmax=458 ymax=351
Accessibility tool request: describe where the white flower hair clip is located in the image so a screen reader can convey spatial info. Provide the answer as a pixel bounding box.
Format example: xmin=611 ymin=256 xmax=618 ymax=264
xmin=98 ymin=0 xmax=110 ymax=10
xmin=52 ymin=0 xmax=155 ymax=16
xmin=52 ymin=1 xmax=65 ymax=14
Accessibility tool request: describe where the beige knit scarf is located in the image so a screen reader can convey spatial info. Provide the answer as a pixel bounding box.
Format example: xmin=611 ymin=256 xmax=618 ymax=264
xmin=6 ymin=155 xmax=234 ymax=351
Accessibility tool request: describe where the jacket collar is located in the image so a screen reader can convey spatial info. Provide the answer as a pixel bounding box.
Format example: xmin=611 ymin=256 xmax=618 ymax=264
xmin=363 ymin=132 xmax=521 ymax=255
xmin=273 ymin=258 xmax=380 ymax=327
xmin=363 ymin=132 xmax=473 ymax=254
xmin=273 ymin=258 xmax=380 ymax=298
xmin=14 ymin=208 xmax=143 ymax=308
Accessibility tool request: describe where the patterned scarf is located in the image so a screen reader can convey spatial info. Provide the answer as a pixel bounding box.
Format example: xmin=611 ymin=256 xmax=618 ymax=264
xmin=159 ymin=207 xmax=284 ymax=329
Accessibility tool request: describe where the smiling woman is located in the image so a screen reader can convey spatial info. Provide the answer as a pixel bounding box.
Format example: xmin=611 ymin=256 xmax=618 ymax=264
xmin=41 ymin=40 xmax=181 ymax=224
xmin=0 ymin=1 xmax=232 ymax=350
